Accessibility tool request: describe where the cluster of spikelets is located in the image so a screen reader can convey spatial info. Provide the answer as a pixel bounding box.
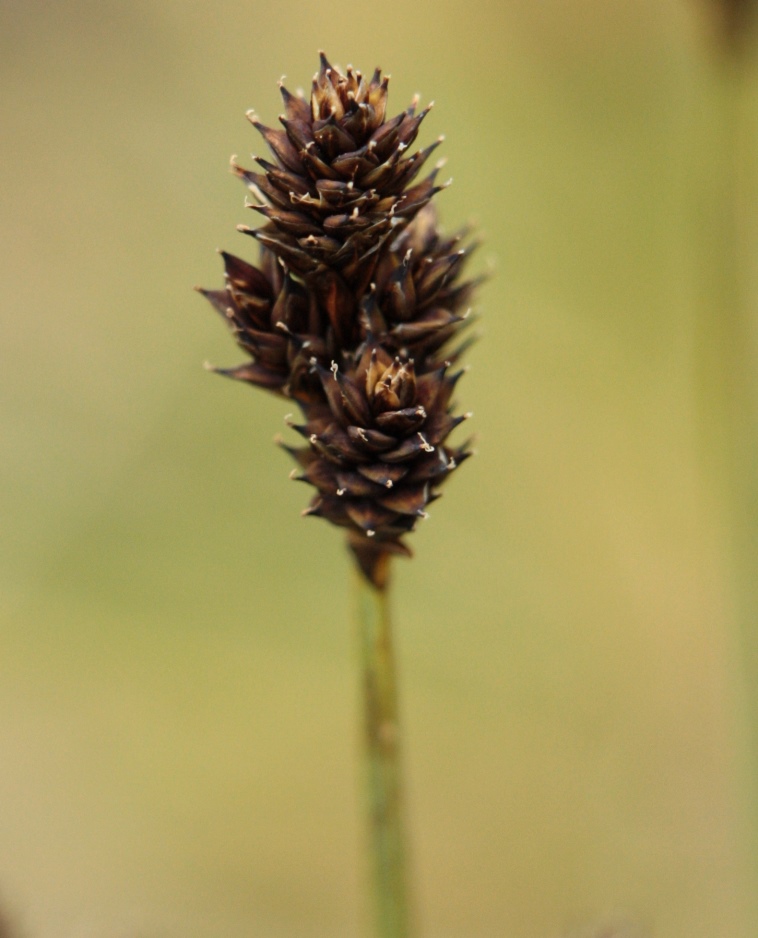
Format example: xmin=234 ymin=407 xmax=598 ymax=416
xmin=198 ymin=53 xmax=479 ymax=586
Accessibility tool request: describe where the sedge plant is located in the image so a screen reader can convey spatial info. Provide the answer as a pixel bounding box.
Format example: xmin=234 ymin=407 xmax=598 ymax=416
xmin=196 ymin=53 xmax=477 ymax=938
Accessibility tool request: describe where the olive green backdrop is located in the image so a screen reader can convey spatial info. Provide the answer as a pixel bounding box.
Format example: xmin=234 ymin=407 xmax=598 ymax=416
xmin=2 ymin=2 xmax=758 ymax=936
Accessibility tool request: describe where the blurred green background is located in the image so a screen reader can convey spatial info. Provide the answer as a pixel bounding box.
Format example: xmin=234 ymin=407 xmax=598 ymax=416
xmin=2 ymin=1 xmax=758 ymax=936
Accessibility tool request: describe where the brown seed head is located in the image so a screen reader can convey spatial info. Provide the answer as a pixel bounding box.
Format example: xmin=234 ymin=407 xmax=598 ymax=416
xmin=198 ymin=54 xmax=478 ymax=586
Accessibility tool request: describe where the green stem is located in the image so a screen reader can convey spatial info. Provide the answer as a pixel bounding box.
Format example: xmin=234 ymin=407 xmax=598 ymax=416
xmin=696 ymin=19 xmax=758 ymax=910
xmin=354 ymin=561 xmax=413 ymax=938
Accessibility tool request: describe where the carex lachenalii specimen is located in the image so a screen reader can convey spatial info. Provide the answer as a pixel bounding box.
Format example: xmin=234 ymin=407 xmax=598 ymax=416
xmin=198 ymin=53 xmax=478 ymax=587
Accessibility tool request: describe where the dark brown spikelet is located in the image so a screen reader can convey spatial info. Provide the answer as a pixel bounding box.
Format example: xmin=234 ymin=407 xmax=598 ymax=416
xmin=198 ymin=54 xmax=478 ymax=586
xmin=363 ymin=203 xmax=481 ymax=363
xmin=287 ymin=347 xmax=473 ymax=585
xmin=242 ymin=53 xmax=443 ymax=301
xmin=196 ymin=246 xmax=328 ymax=401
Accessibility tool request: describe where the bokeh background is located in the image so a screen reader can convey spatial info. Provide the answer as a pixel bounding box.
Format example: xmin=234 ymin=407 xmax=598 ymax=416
xmin=2 ymin=1 xmax=758 ymax=936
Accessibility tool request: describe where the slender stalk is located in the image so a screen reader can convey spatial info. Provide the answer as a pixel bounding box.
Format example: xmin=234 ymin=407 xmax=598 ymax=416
xmin=724 ymin=47 xmax=758 ymax=906
xmin=695 ymin=14 xmax=758 ymax=911
xmin=717 ymin=40 xmax=758 ymax=823
xmin=354 ymin=559 xmax=413 ymax=938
